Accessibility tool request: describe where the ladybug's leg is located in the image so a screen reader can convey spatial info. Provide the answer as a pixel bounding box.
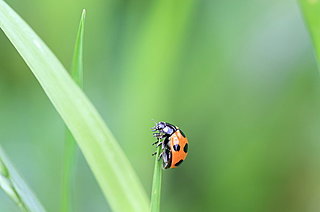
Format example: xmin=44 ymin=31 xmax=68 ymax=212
xmin=152 ymin=132 xmax=164 ymax=146
xmin=153 ymin=134 xmax=168 ymax=148
xmin=152 ymin=137 xmax=163 ymax=156
xmin=154 ymin=136 xmax=169 ymax=149
xmin=152 ymin=137 xmax=164 ymax=146
xmin=152 ymin=140 xmax=159 ymax=145
xmin=157 ymin=151 xmax=164 ymax=161
xmin=153 ymin=139 xmax=163 ymax=147
xmin=162 ymin=149 xmax=172 ymax=169
xmin=152 ymin=137 xmax=160 ymax=156
xmin=152 ymin=147 xmax=163 ymax=156
xmin=162 ymin=136 xmax=170 ymax=150
xmin=152 ymin=148 xmax=165 ymax=158
xmin=153 ymin=132 xmax=167 ymax=139
xmin=152 ymin=132 xmax=161 ymax=138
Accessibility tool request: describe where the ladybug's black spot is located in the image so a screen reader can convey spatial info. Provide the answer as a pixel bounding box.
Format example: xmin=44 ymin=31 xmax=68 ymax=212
xmin=173 ymin=144 xmax=180 ymax=151
xmin=175 ymin=160 xmax=184 ymax=167
xmin=183 ymin=143 xmax=188 ymax=153
xmin=179 ymin=130 xmax=186 ymax=137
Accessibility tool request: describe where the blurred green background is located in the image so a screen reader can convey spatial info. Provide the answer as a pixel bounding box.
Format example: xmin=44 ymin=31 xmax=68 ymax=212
xmin=1 ymin=0 xmax=320 ymax=211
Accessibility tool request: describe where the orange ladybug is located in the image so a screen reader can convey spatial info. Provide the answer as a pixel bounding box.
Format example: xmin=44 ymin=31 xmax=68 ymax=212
xmin=152 ymin=121 xmax=189 ymax=169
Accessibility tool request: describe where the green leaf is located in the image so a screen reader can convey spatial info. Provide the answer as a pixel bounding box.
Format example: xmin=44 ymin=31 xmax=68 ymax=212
xmin=300 ymin=0 xmax=320 ymax=67
xmin=70 ymin=9 xmax=85 ymax=87
xmin=61 ymin=130 xmax=77 ymax=212
xmin=150 ymin=147 xmax=163 ymax=212
xmin=0 ymin=146 xmax=46 ymax=212
xmin=0 ymin=1 xmax=149 ymax=212
xmin=61 ymin=10 xmax=86 ymax=212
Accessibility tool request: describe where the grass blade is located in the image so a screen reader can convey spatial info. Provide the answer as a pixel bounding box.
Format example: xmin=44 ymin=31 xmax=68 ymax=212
xmin=61 ymin=9 xmax=85 ymax=212
xmin=0 ymin=1 xmax=149 ymax=212
xmin=70 ymin=9 xmax=85 ymax=87
xmin=61 ymin=131 xmax=77 ymax=212
xmin=299 ymin=0 xmax=320 ymax=67
xmin=0 ymin=146 xmax=46 ymax=212
xmin=150 ymin=147 xmax=163 ymax=212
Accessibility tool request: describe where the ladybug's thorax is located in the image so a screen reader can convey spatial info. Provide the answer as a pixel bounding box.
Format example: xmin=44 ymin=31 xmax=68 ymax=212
xmin=163 ymin=126 xmax=174 ymax=135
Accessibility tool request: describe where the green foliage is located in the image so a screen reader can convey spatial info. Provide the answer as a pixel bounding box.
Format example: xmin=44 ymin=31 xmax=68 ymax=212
xmin=300 ymin=0 xmax=320 ymax=67
xmin=150 ymin=147 xmax=163 ymax=212
xmin=1 ymin=0 xmax=320 ymax=212
xmin=0 ymin=1 xmax=148 ymax=212
xmin=0 ymin=146 xmax=46 ymax=212
xmin=61 ymin=10 xmax=86 ymax=212
xmin=70 ymin=9 xmax=85 ymax=87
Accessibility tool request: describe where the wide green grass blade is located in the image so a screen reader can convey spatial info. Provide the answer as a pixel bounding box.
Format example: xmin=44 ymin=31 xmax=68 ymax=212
xmin=300 ymin=0 xmax=320 ymax=67
xmin=0 ymin=1 xmax=149 ymax=212
xmin=150 ymin=147 xmax=162 ymax=212
xmin=61 ymin=9 xmax=85 ymax=212
xmin=0 ymin=146 xmax=46 ymax=212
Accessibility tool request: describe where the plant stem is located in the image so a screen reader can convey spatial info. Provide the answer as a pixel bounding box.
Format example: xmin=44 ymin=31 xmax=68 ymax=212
xmin=150 ymin=147 xmax=163 ymax=212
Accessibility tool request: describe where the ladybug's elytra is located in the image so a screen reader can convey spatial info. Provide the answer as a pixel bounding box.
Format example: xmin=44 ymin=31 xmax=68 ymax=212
xmin=151 ymin=121 xmax=189 ymax=169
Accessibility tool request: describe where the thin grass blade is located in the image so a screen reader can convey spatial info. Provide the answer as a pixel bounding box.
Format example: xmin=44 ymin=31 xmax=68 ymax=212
xmin=61 ymin=9 xmax=85 ymax=212
xmin=0 ymin=1 xmax=149 ymax=212
xmin=0 ymin=146 xmax=46 ymax=212
xmin=70 ymin=9 xmax=85 ymax=87
xmin=150 ymin=147 xmax=162 ymax=212
xmin=61 ymin=131 xmax=76 ymax=212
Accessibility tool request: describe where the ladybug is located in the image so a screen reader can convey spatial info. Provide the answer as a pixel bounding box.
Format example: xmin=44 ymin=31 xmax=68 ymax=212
xmin=151 ymin=121 xmax=189 ymax=169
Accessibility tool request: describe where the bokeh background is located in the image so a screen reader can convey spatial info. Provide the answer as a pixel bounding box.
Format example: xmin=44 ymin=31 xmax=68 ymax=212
xmin=1 ymin=0 xmax=320 ymax=212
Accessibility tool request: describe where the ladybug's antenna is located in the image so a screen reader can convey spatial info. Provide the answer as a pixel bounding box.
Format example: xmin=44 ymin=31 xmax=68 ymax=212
xmin=151 ymin=119 xmax=158 ymax=131
xmin=151 ymin=119 xmax=157 ymax=125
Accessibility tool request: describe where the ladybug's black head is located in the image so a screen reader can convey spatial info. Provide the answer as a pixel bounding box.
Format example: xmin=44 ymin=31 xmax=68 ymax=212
xmin=153 ymin=121 xmax=176 ymax=135
xmin=151 ymin=121 xmax=167 ymax=132
xmin=156 ymin=121 xmax=166 ymax=130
